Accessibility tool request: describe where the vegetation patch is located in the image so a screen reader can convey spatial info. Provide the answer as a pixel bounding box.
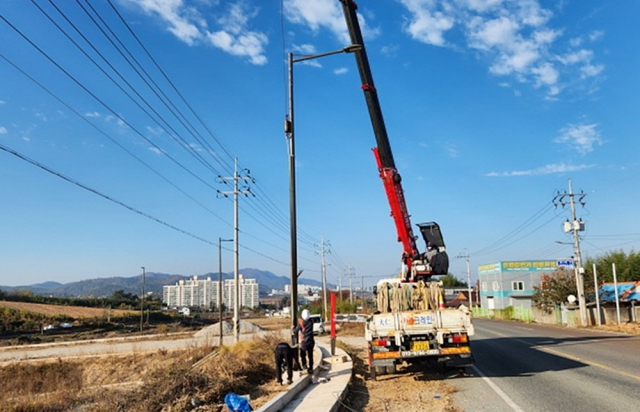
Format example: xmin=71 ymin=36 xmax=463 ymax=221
xmin=0 ymin=333 xmax=288 ymax=412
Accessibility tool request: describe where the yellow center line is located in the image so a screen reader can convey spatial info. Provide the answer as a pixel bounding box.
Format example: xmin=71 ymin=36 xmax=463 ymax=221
xmin=479 ymin=329 xmax=640 ymax=382
xmin=535 ymin=345 xmax=640 ymax=381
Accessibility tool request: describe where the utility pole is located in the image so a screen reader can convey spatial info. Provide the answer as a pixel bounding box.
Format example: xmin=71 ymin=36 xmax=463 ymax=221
xmin=218 ymin=237 xmax=232 ymax=345
xmin=553 ymin=178 xmax=587 ymax=326
xmin=316 ymin=237 xmax=330 ymax=321
xmin=347 ymin=265 xmax=355 ymax=305
xmin=218 ymin=158 xmax=253 ymax=343
xmin=140 ymin=266 xmax=145 ymax=333
xmin=455 ymin=250 xmax=473 ymax=308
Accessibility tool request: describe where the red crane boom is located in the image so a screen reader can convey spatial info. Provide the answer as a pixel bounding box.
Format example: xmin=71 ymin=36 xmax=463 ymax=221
xmin=339 ymin=0 xmax=449 ymax=281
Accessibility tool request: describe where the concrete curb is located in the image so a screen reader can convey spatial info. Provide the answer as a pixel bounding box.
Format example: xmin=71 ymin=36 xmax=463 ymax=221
xmin=319 ymin=345 xmax=352 ymax=412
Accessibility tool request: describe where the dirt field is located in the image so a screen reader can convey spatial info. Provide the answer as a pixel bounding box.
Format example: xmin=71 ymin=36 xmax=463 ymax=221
xmin=0 ymin=300 xmax=136 ymax=318
xmin=336 ymin=323 xmax=461 ymax=412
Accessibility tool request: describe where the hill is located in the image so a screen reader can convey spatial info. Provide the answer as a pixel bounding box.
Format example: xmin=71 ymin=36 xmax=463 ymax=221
xmin=0 ymin=269 xmax=328 ymax=298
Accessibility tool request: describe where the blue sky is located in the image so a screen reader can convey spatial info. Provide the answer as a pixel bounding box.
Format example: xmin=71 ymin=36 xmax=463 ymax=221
xmin=1 ymin=0 xmax=639 ymax=289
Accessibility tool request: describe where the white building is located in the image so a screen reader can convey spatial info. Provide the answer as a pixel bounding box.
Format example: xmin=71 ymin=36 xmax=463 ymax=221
xmin=163 ymin=274 xmax=259 ymax=310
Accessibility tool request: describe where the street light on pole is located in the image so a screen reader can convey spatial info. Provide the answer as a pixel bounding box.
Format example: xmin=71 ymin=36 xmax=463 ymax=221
xmin=218 ymin=237 xmax=233 ymax=346
xmin=284 ymin=43 xmax=362 ymax=342
xmin=140 ymin=266 xmax=145 ymax=333
xmin=455 ymin=250 xmax=473 ymax=308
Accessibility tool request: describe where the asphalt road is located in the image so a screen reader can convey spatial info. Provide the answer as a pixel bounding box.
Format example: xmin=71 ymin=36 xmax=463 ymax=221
xmin=451 ymin=318 xmax=640 ymax=412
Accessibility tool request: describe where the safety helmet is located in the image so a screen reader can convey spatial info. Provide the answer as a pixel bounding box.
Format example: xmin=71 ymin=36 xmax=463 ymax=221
xmin=301 ymin=309 xmax=310 ymax=320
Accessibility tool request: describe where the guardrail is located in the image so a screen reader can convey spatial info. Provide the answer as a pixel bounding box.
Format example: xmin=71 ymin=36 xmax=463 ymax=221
xmin=334 ymin=314 xmax=367 ymax=323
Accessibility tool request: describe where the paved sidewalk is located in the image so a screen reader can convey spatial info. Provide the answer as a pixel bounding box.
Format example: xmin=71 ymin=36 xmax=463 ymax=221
xmin=257 ymin=336 xmax=353 ymax=412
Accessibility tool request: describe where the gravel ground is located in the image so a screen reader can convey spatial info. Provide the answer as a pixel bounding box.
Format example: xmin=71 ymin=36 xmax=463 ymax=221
xmin=335 ymin=325 xmax=461 ymax=412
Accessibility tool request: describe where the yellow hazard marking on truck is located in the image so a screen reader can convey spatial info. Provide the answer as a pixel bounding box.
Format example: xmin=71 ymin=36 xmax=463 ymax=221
xmin=440 ymin=347 xmax=471 ymax=355
xmin=372 ymin=351 xmax=400 ymax=359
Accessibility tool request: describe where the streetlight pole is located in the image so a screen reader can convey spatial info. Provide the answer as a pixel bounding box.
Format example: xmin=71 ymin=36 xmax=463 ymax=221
xmin=140 ymin=266 xmax=145 ymax=333
xmin=455 ymin=250 xmax=473 ymax=308
xmin=218 ymin=237 xmax=233 ymax=345
xmin=285 ymin=44 xmax=362 ymax=342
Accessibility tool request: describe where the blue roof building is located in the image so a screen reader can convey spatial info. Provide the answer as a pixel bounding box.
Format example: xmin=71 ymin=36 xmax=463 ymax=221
xmin=598 ymin=281 xmax=640 ymax=302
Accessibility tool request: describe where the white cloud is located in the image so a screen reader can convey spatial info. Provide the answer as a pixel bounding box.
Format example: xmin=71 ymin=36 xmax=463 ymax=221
xmin=105 ymin=114 xmax=128 ymax=128
xmin=381 ymin=44 xmax=400 ymax=56
xmin=145 ymin=125 xmax=164 ymax=135
xmin=443 ymin=142 xmax=459 ymax=158
xmin=555 ymin=123 xmax=602 ymax=155
xmin=284 ymin=0 xmax=380 ymax=45
xmin=486 ymin=163 xmax=591 ymax=177
xmin=206 ymin=3 xmax=268 ymax=65
xmin=580 ymin=63 xmax=604 ymax=79
xmin=401 ymin=0 xmax=455 ymax=47
xmin=128 ymin=0 xmax=268 ymax=65
xmin=85 ymin=111 xmax=101 ymax=118
xmin=334 ymin=67 xmax=348 ymax=75
xmin=557 ymin=49 xmax=593 ymax=65
xmin=187 ymin=142 xmax=202 ymax=152
xmin=589 ymin=30 xmax=604 ymax=41
xmin=531 ymin=62 xmax=559 ymax=88
xmin=0 ymin=126 xmax=7 ymax=134
xmin=293 ymin=44 xmax=318 ymax=54
xmin=0 ymin=100 xmax=6 ymax=105
xmin=396 ymin=0 xmax=602 ymax=99
xmin=149 ymin=146 xmax=164 ymax=155
xmin=459 ymin=0 xmax=506 ymax=14
xmin=128 ymin=0 xmax=203 ymax=44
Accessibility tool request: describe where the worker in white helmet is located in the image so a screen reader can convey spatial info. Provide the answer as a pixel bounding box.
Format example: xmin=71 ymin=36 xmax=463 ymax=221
xmin=293 ymin=308 xmax=315 ymax=374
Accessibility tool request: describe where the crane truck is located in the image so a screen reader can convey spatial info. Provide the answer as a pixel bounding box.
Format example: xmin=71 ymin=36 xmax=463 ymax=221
xmin=339 ymin=0 xmax=474 ymax=378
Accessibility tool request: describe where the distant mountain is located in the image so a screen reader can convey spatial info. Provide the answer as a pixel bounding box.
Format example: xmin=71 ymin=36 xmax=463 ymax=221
xmin=0 ymin=269 xmax=330 ymax=298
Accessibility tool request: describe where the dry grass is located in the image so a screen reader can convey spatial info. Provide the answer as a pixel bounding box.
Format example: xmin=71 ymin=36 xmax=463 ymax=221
xmin=590 ymin=322 xmax=640 ymax=335
xmin=0 ymin=332 xmax=289 ymax=412
xmin=336 ymin=322 xmax=365 ymax=336
xmin=245 ymin=316 xmax=291 ymax=331
xmin=0 ymin=301 xmax=136 ymax=318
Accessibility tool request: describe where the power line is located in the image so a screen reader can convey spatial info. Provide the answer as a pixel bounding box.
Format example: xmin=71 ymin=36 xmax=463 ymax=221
xmin=470 ymin=200 xmax=559 ymax=256
xmin=2 ymin=2 xmax=331 ymax=271
xmin=0 ymin=142 xmax=216 ymax=246
xmin=0 ymin=12 xmax=221 ymax=194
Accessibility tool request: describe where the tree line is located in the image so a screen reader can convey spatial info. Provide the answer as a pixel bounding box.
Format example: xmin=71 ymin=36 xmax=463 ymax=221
xmin=0 ymin=289 xmax=162 ymax=311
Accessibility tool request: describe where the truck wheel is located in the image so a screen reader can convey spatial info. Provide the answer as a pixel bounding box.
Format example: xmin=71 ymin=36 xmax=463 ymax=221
xmin=386 ymin=364 xmax=397 ymax=375
xmin=370 ymin=366 xmax=377 ymax=380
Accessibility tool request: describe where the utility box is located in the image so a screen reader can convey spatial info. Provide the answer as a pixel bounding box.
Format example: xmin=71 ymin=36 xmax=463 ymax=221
xmin=563 ymin=220 xmax=585 ymax=233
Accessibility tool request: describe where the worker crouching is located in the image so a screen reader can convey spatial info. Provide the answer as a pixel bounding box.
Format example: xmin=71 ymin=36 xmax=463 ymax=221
xmin=274 ymin=342 xmax=294 ymax=385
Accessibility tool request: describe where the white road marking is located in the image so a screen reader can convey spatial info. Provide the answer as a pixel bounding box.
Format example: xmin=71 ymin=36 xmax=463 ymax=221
xmin=471 ymin=365 xmax=525 ymax=412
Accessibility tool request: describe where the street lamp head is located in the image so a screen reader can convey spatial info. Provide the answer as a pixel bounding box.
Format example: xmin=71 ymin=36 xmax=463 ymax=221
xmin=343 ymin=44 xmax=363 ymax=53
